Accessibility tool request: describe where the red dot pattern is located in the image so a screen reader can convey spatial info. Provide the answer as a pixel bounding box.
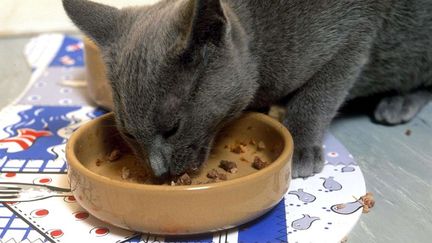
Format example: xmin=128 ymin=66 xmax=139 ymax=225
xmin=95 ymin=228 xmax=108 ymax=235
xmin=38 ymin=178 xmax=52 ymax=184
xmin=64 ymin=195 xmax=76 ymax=203
xmin=90 ymin=227 xmax=109 ymax=237
xmin=5 ymin=202 xmax=19 ymax=205
xmin=74 ymin=211 xmax=89 ymax=220
xmin=49 ymin=229 xmax=63 ymax=238
xmin=34 ymin=209 xmax=49 ymax=217
xmin=4 ymin=172 xmax=16 ymax=178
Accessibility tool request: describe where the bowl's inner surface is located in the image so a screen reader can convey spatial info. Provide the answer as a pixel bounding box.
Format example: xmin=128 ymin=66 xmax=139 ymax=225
xmin=74 ymin=114 xmax=285 ymax=185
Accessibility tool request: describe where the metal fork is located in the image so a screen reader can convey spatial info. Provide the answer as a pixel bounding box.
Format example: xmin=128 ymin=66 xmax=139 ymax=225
xmin=0 ymin=183 xmax=72 ymax=202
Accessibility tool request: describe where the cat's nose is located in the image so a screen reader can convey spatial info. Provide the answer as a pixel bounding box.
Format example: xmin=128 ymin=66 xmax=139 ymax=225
xmin=148 ymin=150 xmax=168 ymax=176
xmin=148 ymin=136 xmax=172 ymax=176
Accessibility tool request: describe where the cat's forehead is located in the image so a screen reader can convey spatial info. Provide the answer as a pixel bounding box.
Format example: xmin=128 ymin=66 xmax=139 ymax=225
xmin=108 ymin=2 xmax=193 ymax=114
xmin=110 ymin=5 xmax=182 ymax=80
xmin=122 ymin=3 xmax=181 ymax=55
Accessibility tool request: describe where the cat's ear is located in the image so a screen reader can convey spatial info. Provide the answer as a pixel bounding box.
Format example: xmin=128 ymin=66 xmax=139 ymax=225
xmin=180 ymin=0 xmax=228 ymax=50
xmin=63 ymin=0 xmax=120 ymax=47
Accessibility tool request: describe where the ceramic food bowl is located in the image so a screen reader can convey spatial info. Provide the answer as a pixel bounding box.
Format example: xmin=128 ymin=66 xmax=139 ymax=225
xmin=66 ymin=112 xmax=293 ymax=235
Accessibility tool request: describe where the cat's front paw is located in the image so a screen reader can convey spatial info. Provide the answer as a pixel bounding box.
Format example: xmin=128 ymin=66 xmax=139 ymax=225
xmin=292 ymin=145 xmax=324 ymax=178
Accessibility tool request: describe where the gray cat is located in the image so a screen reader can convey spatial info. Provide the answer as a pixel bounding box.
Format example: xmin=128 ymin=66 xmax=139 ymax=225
xmin=63 ymin=0 xmax=432 ymax=178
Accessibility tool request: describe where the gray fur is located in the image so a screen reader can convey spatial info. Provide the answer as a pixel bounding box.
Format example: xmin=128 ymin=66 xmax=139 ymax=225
xmin=63 ymin=0 xmax=432 ymax=178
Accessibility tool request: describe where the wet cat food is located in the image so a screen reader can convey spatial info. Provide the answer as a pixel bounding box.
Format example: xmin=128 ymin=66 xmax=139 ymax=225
xmin=207 ymin=169 xmax=219 ymax=179
xmin=121 ymin=166 xmax=130 ymax=180
xmin=252 ymin=156 xmax=270 ymax=170
xmin=405 ymin=129 xmax=412 ymax=136
xmin=217 ymin=173 xmax=228 ymax=181
xmin=91 ymin=124 xmax=281 ymax=186
xmin=108 ymin=149 xmax=121 ymax=161
xmin=230 ymin=144 xmax=246 ymax=154
xmin=335 ymin=204 xmax=346 ymax=210
xmin=219 ymin=160 xmax=238 ymax=173
xmin=257 ymin=141 xmax=266 ymax=151
xmin=206 ymin=169 xmax=228 ymax=180
xmin=174 ymin=173 xmax=192 ymax=185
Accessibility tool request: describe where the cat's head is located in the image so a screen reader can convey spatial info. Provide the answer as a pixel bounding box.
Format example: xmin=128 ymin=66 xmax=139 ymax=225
xmin=63 ymin=0 xmax=257 ymax=176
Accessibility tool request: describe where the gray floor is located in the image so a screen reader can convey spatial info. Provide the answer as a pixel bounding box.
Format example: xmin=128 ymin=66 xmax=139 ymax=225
xmin=0 ymin=37 xmax=431 ymax=243
xmin=331 ymin=107 xmax=432 ymax=242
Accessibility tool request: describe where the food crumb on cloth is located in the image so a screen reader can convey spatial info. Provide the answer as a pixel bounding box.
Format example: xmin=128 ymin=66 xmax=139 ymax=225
xmin=360 ymin=192 xmax=375 ymax=213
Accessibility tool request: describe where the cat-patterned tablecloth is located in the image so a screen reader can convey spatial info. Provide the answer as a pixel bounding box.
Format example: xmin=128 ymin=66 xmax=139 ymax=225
xmin=0 ymin=34 xmax=367 ymax=243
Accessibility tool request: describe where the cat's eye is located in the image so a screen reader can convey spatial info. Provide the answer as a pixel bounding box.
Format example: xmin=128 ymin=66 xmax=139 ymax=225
xmin=162 ymin=122 xmax=180 ymax=139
